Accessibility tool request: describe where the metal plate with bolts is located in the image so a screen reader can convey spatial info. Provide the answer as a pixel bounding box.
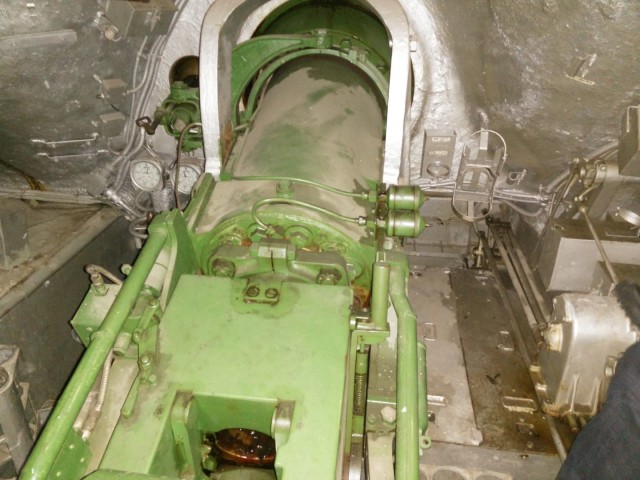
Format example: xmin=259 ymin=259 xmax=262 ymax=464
xmin=450 ymin=269 xmax=557 ymax=454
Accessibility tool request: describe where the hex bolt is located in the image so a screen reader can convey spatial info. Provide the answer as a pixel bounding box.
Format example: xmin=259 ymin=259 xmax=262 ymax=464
xmin=265 ymin=288 xmax=279 ymax=299
xmin=381 ymin=406 xmax=397 ymax=425
xmin=211 ymin=259 xmax=236 ymax=278
xmin=139 ymin=353 xmax=152 ymax=367
xmin=246 ymin=286 xmax=260 ymax=298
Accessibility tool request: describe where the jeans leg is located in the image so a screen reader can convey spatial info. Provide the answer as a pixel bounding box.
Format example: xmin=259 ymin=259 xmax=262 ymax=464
xmin=556 ymin=342 xmax=640 ymax=480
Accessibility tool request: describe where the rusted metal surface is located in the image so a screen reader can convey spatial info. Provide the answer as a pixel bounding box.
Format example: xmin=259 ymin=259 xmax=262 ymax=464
xmin=211 ymin=428 xmax=276 ymax=468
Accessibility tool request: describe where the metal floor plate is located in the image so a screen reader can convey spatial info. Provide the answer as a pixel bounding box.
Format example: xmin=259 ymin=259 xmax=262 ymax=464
xmin=406 ymin=266 xmax=561 ymax=479
xmin=408 ymin=267 xmax=481 ymax=446
xmin=420 ymin=441 xmax=561 ymax=480
xmin=450 ymin=269 xmax=556 ymax=455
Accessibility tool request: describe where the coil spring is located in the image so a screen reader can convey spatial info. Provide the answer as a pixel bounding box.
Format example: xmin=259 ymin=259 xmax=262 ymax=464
xmin=353 ymin=373 xmax=367 ymax=416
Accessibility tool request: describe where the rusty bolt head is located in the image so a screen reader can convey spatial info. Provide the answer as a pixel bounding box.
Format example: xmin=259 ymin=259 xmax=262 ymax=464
xmin=317 ymin=268 xmax=342 ymax=285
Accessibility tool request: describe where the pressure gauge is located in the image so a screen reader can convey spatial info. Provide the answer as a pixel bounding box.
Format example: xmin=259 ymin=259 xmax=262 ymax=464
xmin=130 ymin=157 xmax=164 ymax=192
xmin=172 ymin=160 xmax=203 ymax=195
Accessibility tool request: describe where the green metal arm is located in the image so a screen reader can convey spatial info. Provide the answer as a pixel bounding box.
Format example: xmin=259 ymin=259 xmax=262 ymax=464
xmin=389 ymin=265 xmax=420 ymax=480
xmin=21 ymin=232 xmax=168 ymax=480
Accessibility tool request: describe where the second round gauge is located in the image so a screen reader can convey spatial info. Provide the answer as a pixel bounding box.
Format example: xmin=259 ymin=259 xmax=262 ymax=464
xmin=173 ymin=162 xmax=202 ymax=194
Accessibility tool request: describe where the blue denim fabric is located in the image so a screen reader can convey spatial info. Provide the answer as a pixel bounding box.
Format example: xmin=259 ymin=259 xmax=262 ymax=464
xmin=556 ymin=341 xmax=640 ymax=480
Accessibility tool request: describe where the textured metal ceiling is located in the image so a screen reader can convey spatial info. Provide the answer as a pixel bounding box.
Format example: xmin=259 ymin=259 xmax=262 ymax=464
xmin=0 ymin=0 xmax=143 ymax=191
xmin=0 ymin=0 xmax=638 ymax=194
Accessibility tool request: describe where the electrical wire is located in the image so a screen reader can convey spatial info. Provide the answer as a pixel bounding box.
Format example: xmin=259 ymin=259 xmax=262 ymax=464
xmin=126 ymin=37 xmax=150 ymax=94
xmin=109 ymin=0 xmax=189 ymax=196
xmin=231 ymin=175 xmax=369 ymax=199
xmin=85 ymin=264 xmax=123 ymax=285
xmin=134 ymin=190 xmax=153 ymax=213
xmin=251 ymin=197 xmax=364 ymax=231
xmin=543 ymin=169 xmax=571 ymax=194
xmin=128 ymin=216 xmax=149 ymax=240
xmin=114 ymin=38 xmax=154 ymax=174
xmin=530 ymin=139 xmax=617 ymax=261
xmin=174 ymin=122 xmax=202 ymax=210
xmin=584 ymin=139 xmax=619 ymax=162
xmin=502 ymin=200 xmax=544 ymax=217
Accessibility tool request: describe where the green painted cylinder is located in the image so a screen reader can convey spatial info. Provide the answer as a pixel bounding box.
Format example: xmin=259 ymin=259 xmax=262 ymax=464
xmin=387 ymin=185 xmax=426 ymax=211
xmin=200 ymin=55 xmax=385 ymax=242
xmin=370 ymin=262 xmax=390 ymax=330
xmin=385 ymin=210 xmax=426 ymax=238
xmin=233 ymin=54 xmax=385 ymax=188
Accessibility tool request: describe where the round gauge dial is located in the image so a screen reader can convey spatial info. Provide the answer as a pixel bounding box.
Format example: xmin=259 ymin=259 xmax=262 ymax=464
xmin=174 ymin=163 xmax=202 ymax=194
xmin=130 ymin=159 xmax=163 ymax=192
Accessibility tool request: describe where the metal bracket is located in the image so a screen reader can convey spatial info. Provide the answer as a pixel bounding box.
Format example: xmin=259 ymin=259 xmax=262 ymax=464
xmin=31 ymin=133 xmax=99 ymax=148
xmin=243 ymin=278 xmax=282 ymax=305
xmin=35 ymin=150 xmax=108 ymax=162
xmin=170 ymin=391 xmax=198 ymax=476
xmin=565 ymin=53 xmax=597 ymax=85
xmin=133 ymin=299 xmax=162 ymax=385
xmin=120 ymin=298 xmax=163 ymax=420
